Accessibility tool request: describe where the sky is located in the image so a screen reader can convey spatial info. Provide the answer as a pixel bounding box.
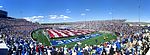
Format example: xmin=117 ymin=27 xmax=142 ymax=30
xmin=0 ymin=0 xmax=150 ymax=23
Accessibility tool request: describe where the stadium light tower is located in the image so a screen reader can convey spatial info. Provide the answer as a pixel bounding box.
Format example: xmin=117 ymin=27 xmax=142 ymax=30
xmin=138 ymin=0 xmax=141 ymax=24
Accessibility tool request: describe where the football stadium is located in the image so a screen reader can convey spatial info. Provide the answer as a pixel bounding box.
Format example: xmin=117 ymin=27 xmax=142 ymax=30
xmin=0 ymin=0 xmax=150 ymax=55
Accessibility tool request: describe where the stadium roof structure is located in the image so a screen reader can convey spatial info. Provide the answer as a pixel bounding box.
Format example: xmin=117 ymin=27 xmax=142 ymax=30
xmin=0 ymin=10 xmax=7 ymax=18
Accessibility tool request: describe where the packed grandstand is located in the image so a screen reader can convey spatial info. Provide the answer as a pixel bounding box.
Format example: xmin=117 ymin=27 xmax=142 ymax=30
xmin=0 ymin=10 xmax=150 ymax=55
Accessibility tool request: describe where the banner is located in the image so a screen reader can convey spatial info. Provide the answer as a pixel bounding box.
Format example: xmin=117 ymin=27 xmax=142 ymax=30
xmin=50 ymin=33 xmax=101 ymax=46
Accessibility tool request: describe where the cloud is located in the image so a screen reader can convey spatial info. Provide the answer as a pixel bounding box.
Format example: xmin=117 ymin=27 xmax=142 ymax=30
xmin=65 ymin=9 xmax=71 ymax=13
xmin=108 ymin=12 xmax=112 ymax=15
xmin=85 ymin=9 xmax=90 ymax=11
xmin=48 ymin=15 xmax=58 ymax=19
xmin=59 ymin=15 xmax=70 ymax=19
xmin=23 ymin=17 xmax=32 ymax=21
xmin=23 ymin=16 xmax=44 ymax=22
xmin=67 ymin=9 xmax=70 ymax=10
xmin=32 ymin=16 xmax=44 ymax=19
xmin=63 ymin=19 xmax=66 ymax=20
xmin=23 ymin=14 xmax=71 ymax=22
xmin=0 ymin=6 xmax=3 ymax=8
xmin=80 ymin=13 xmax=86 ymax=16
xmin=48 ymin=15 xmax=70 ymax=20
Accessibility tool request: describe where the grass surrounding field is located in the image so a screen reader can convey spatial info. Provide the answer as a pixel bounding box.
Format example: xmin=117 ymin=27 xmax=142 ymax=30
xmin=32 ymin=29 xmax=117 ymax=48
xmin=32 ymin=30 xmax=51 ymax=46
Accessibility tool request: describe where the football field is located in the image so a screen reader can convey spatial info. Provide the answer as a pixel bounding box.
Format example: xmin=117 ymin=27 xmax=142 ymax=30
xmin=32 ymin=29 xmax=117 ymax=48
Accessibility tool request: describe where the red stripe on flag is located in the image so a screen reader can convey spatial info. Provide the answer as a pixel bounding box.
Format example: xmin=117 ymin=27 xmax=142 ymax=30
xmin=52 ymin=30 xmax=63 ymax=37
xmin=47 ymin=30 xmax=55 ymax=38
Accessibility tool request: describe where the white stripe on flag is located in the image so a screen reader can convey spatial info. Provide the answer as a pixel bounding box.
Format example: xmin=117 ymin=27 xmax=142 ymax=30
xmin=55 ymin=30 xmax=68 ymax=37
xmin=67 ymin=30 xmax=75 ymax=36
xmin=49 ymin=30 xmax=60 ymax=37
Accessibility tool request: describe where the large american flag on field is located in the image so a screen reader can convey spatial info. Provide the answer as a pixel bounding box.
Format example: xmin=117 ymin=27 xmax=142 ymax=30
xmin=47 ymin=29 xmax=95 ymax=38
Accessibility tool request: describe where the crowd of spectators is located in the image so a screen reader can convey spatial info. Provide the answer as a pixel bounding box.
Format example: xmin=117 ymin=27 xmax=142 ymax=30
xmin=0 ymin=18 xmax=42 ymax=38
xmin=70 ymin=20 xmax=143 ymax=35
xmin=4 ymin=26 xmax=150 ymax=55
xmin=0 ymin=18 xmax=150 ymax=55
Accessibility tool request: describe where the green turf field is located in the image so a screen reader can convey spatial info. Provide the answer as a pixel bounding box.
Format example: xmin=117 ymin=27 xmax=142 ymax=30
xmin=32 ymin=30 xmax=51 ymax=46
xmin=32 ymin=29 xmax=117 ymax=48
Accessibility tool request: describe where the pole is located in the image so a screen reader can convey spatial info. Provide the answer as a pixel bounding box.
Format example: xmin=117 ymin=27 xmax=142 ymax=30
xmin=138 ymin=0 xmax=141 ymax=24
